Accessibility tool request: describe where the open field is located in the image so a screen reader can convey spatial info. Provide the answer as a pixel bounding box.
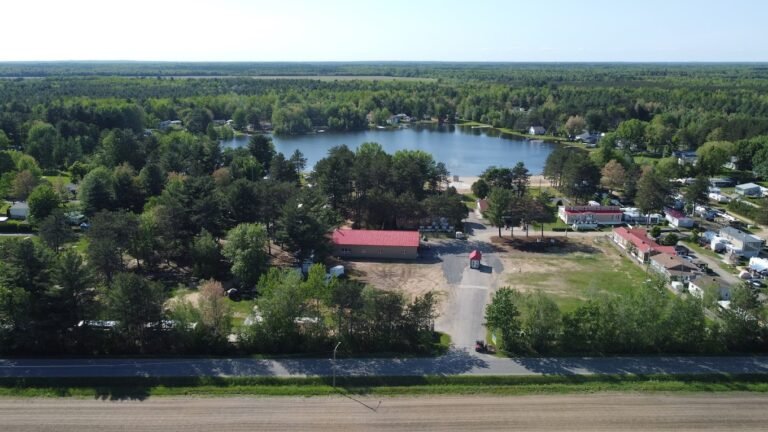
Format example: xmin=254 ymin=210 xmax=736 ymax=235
xmin=2 ymin=394 xmax=768 ymax=431
xmin=496 ymin=237 xmax=649 ymax=311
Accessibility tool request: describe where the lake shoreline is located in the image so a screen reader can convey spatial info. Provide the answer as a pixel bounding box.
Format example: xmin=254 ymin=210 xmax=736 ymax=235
xmin=222 ymin=124 xmax=557 ymax=177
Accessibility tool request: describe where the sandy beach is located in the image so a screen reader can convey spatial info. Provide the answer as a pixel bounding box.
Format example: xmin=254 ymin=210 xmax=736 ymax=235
xmin=449 ymin=175 xmax=551 ymax=192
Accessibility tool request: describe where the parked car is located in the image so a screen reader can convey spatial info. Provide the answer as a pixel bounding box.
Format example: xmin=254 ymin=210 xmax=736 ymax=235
xmin=674 ymin=245 xmax=689 ymax=256
xmin=749 ymin=280 xmax=764 ymax=289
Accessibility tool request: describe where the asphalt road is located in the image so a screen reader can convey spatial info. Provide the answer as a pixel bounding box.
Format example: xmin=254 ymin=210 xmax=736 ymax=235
xmin=3 ymin=394 xmax=768 ymax=431
xmin=3 ymin=353 xmax=768 ymax=378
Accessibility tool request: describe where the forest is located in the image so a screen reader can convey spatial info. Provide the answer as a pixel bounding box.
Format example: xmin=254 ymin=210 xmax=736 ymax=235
xmin=3 ymin=62 xmax=768 ymax=356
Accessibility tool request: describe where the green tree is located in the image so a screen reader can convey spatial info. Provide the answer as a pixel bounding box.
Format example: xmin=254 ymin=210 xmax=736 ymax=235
xmin=277 ymin=189 xmax=337 ymax=261
xmin=53 ymin=250 xmax=94 ymax=328
xmin=636 ymin=169 xmax=669 ymax=223
xmin=471 ymin=178 xmax=490 ymax=199
xmin=510 ymin=162 xmax=530 ymax=198
xmin=685 ymin=176 xmax=709 ymax=210
xmin=696 ymin=141 xmax=733 ymax=176
xmin=485 ymin=287 xmax=523 ymax=353
xmin=25 ymin=122 xmax=59 ymax=169
xmin=248 ymin=134 xmax=276 ymax=171
xmin=222 ymin=223 xmax=269 ymax=289
xmin=86 ymin=211 xmax=138 ymax=283
xmin=191 ymin=229 xmax=224 ymax=280
xmin=78 ymin=166 xmax=114 ymax=216
xmin=38 ymin=211 xmax=73 ymax=252
xmin=107 ymin=272 xmax=165 ymax=352
xmin=521 ymin=291 xmax=562 ymax=354
xmin=484 ymin=187 xmax=513 ymax=237
xmin=27 ymin=183 xmax=60 ymax=222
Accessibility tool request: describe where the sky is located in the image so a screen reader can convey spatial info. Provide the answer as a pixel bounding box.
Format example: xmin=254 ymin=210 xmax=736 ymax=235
xmin=1 ymin=0 xmax=767 ymax=62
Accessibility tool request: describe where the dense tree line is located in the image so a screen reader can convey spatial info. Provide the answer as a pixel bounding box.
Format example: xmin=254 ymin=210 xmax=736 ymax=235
xmin=486 ymin=282 xmax=767 ymax=355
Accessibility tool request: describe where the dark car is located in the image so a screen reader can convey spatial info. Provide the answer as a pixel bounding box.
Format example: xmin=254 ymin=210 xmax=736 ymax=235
xmin=749 ymin=280 xmax=764 ymax=289
xmin=674 ymin=245 xmax=689 ymax=256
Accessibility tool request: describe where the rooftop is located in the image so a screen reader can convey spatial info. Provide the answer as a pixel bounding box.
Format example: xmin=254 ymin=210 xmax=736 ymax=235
xmin=332 ymin=229 xmax=420 ymax=248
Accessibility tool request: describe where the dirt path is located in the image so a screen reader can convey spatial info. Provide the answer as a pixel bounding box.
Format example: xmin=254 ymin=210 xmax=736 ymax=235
xmin=3 ymin=394 xmax=768 ymax=431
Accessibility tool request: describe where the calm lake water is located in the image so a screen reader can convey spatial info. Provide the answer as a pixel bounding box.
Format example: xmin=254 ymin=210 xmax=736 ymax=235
xmin=220 ymin=125 xmax=556 ymax=176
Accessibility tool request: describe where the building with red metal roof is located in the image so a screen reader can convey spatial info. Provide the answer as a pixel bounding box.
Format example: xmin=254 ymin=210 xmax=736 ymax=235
xmin=558 ymin=205 xmax=623 ymax=225
xmin=612 ymin=227 xmax=676 ymax=263
xmin=332 ymin=229 xmax=420 ymax=260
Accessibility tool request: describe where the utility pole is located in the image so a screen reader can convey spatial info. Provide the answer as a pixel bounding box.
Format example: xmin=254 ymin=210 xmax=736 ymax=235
xmin=332 ymin=341 xmax=341 ymax=388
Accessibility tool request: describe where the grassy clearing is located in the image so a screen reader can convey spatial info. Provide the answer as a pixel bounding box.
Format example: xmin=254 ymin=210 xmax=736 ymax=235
xmin=507 ymin=242 xmax=650 ymax=312
xmin=2 ymin=374 xmax=768 ymax=398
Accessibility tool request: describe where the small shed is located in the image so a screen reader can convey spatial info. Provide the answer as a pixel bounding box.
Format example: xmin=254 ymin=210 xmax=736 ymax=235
xmin=735 ymin=182 xmax=762 ymax=197
xmin=469 ymin=250 xmax=482 ymax=269
xmin=9 ymin=202 xmax=29 ymax=220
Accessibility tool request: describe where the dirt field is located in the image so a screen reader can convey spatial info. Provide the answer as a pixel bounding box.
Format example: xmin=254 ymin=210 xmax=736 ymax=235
xmin=347 ymin=260 xmax=445 ymax=299
xmin=3 ymin=394 xmax=767 ymax=431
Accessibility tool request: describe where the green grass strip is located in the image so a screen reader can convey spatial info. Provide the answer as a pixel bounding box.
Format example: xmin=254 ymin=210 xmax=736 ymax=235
xmin=2 ymin=374 xmax=768 ymax=398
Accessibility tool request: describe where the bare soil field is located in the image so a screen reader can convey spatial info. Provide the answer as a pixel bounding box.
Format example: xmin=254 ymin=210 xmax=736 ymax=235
xmin=3 ymin=394 xmax=767 ymax=431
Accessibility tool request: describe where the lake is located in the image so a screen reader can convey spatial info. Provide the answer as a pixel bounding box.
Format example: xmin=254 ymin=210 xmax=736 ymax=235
xmin=220 ymin=125 xmax=556 ymax=176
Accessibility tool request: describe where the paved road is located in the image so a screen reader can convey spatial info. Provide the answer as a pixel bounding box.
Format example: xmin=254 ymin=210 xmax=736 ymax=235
xmin=3 ymin=394 xmax=768 ymax=431
xmin=3 ymin=353 xmax=768 ymax=378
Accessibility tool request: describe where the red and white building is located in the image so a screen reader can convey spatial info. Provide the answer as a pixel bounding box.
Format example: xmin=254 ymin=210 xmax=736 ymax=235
xmin=558 ymin=205 xmax=623 ymax=226
xmin=332 ymin=229 xmax=420 ymax=260
xmin=664 ymin=208 xmax=694 ymax=228
xmin=612 ymin=227 xmax=676 ymax=263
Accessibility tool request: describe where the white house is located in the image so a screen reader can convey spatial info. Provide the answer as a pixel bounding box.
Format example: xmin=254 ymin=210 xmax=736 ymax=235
xmin=688 ymin=276 xmax=731 ymax=301
xmin=735 ymin=183 xmax=762 ymax=197
xmin=718 ymin=226 xmax=764 ymax=258
xmin=8 ymin=201 xmax=29 ymax=220
xmin=529 ymin=126 xmax=546 ymax=135
xmin=558 ymin=205 xmax=623 ymax=225
xmin=664 ymin=208 xmax=694 ymax=228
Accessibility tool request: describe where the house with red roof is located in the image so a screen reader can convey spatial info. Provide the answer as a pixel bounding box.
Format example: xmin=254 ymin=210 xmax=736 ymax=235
xmin=558 ymin=205 xmax=623 ymax=226
xmin=332 ymin=229 xmax=420 ymax=260
xmin=612 ymin=227 xmax=676 ymax=263
xmin=664 ymin=207 xmax=694 ymax=228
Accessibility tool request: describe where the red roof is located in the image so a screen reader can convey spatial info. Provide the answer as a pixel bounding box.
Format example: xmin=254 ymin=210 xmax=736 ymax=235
xmin=613 ymin=227 xmax=676 ymax=256
xmin=332 ymin=229 xmax=420 ymax=248
xmin=565 ymin=209 xmax=623 ymax=214
xmin=664 ymin=208 xmax=688 ymax=219
xmin=469 ymin=250 xmax=482 ymax=260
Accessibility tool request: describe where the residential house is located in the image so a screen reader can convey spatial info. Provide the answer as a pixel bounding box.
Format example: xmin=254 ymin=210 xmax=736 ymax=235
xmin=528 ymin=126 xmax=546 ymax=135
xmin=674 ymin=150 xmax=698 ymax=166
xmin=332 ymin=229 xmax=420 ymax=260
xmin=612 ymin=227 xmax=677 ymax=263
xmin=558 ymin=205 xmax=623 ymax=226
xmin=709 ymin=177 xmax=735 ymax=188
xmin=621 ymin=207 xmax=662 ymax=224
xmin=735 ymin=182 xmax=762 ymax=197
xmin=688 ymin=276 xmax=732 ymax=301
xmin=650 ymin=253 xmax=700 ymax=282
xmin=718 ymin=226 xmax=764 ymax=258
xmin=8 ymin=201 xmax=29 ymax=220
xmin=664 ymin=208 xmax=694 ymax=228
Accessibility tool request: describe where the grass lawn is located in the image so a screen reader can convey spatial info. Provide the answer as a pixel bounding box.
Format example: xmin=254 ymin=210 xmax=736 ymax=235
xmin=42 ymin=172 xmax=72 ymax=184
xmin=0 ymin=200 xmax=9 ymax=214
xmin=2 ymin=374 xmax=767 ymax=398
xmin=505 ymin=240 xmax=650 ymax=312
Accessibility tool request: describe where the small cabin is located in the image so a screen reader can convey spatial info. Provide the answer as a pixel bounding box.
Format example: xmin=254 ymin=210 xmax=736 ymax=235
xmin=469 ymin=250 xmax=482 ymax=269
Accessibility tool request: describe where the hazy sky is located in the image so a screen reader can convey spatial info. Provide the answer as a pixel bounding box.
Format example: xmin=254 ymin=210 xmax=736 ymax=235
xmin=2 ymin=0 xmax=766 ymax=62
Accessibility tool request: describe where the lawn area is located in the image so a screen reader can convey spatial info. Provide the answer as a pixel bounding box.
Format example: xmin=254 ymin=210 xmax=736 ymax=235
xmin=2 ymin=374 xmax=768 ymax=397
xmin=504 ymin=238 xmax=649 ymax=312
xmin=0 ymin=200 xmax=9 ymax=214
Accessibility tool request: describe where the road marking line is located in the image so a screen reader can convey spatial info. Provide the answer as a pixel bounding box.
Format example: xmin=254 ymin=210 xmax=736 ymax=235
xmin=458 ymin=284 xmax=489 ymax=290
